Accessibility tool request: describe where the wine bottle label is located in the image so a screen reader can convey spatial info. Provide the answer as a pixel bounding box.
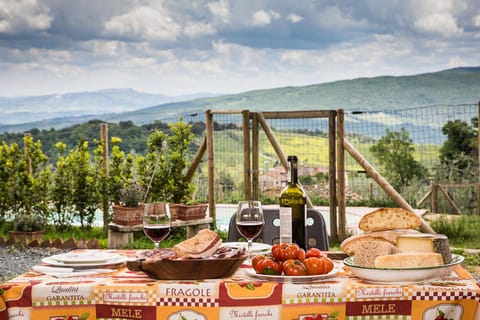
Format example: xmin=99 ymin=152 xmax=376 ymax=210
xmin=279 ymin=206 xmax=292 ymax=243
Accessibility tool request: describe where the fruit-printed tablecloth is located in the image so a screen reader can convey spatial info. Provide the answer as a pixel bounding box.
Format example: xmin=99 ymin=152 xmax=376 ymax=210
xmin=1 ymin=250 xmax=479 ymax=320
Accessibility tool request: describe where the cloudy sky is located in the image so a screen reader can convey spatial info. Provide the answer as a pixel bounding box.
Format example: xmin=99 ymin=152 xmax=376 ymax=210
xmin=0 ymin=0 xmax=479 ymax=97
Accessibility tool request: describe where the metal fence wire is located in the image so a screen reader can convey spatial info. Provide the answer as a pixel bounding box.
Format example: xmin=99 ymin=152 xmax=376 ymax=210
xmin=182 ymin=103 xmax=478 ymax=214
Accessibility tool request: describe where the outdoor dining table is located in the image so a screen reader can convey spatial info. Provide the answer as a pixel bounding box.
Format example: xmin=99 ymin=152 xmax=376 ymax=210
xmin=1 ymin=249 xmax=480 ymax=320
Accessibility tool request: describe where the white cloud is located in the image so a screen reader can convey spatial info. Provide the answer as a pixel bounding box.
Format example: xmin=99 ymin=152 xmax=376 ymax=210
xmin=1 ymin=0 xmax=479 ymax=97
xmin=104 ymin=5 xmax=181 ymax=41
xmin=287 ymin=13 xmax=303 ymax=24
xmin=473 ymin=14 xmax=480 ymax=27
xmin=0 ymin=0 xmax=52 ymax=34
xmin=184 ymin=22 xmax=216 ymax=37
xmin=208 ymin=0 xmax=230 ymax=23
xmin=406 ymin=0 xmax=465 ymax=37
xmin=279 ymin=51 xmax=304 ymax=64
xmin=414 ymin=13 xmax=462 ymax=37
xmin=317 ymin=5 xmax=368 ymax=29
xmin=252 ymin=10 xmax=281 ymax=26
xmin=447 ymin=56 xmax=467 ymax=67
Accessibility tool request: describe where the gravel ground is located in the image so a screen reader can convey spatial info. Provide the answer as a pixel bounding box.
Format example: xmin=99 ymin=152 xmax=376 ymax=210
xmin=0 ymin=246 xmax=69 ymax=281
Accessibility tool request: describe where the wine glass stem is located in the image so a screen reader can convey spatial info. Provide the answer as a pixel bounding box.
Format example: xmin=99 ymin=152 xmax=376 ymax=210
xmin=247 ymin=239 xmax=253 ymax=258
xmin=154 ymin=241 xmax=159 ymax=250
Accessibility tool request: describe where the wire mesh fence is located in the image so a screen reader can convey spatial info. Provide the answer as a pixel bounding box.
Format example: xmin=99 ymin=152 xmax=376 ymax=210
xmin=182 ymin=103 xmax=479 ymax=215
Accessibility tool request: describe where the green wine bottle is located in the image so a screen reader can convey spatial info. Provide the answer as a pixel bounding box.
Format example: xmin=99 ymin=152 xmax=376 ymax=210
xmin=279 ymin=155 xmax=307 ymax=249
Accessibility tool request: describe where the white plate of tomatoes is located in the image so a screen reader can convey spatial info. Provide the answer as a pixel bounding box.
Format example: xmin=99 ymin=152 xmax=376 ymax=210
xmin=245 ymin=267 xmax=338 ymax=283
xmin=247 ymin=244 xmax=338 ymax=283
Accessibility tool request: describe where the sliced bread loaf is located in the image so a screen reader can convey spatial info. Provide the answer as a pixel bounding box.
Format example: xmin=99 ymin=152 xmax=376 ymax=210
xmin=341 ymin=228 xmax=420 ymax=256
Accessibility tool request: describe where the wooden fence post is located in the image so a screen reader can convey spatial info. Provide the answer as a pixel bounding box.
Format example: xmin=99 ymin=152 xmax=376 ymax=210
xmin=206 ymin=110 xmax=216 ymax=225
xmin=336 ymin=109 xmax=346 ymax=240
xmin=252 ymin=112 xmax=260 ymax=200
xmin=242 ymin=110 xmax=251 ymax=200
xmin=329 ymin=111 xmax=338 ymax=242
xmin=431 ymin=183 xmax=438 ymax=213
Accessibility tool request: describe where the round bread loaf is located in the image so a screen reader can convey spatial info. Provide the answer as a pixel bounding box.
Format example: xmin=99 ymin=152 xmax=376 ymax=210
xmin=359 ymin=208 xmax=421 ymax=232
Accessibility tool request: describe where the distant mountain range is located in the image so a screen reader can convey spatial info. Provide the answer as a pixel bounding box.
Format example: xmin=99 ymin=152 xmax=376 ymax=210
xmin=0 ymin=88 xmax=217 ymax=125
xmin=1 ymin=67 xmax=479 ymax=134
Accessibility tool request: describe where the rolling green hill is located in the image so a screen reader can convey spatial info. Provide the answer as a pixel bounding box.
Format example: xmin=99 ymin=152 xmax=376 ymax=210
xmin=106 ymin=66 xmax=480 ymax=121
xmin=1 ymin=66 xmax=479 ymax=134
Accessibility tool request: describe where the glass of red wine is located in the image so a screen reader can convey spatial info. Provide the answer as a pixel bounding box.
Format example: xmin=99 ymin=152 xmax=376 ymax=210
xmin=235 ymin=200 xmax=264 ymax=257
xmin=143 ymin=202 xmax=171 ymax=250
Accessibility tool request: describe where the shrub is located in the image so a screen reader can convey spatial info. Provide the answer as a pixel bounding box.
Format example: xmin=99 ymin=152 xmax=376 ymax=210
xmin=13 ymin=214 xmax=46 ymax=232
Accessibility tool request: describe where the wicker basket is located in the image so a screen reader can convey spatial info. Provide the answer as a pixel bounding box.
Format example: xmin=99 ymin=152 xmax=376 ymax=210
xmin=112 ymin=204 xmax=144 ymax=226
xmin=170 ymin=203 xmax=208 ymax=221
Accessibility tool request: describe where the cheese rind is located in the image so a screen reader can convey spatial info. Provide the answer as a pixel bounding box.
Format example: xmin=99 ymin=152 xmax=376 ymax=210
xmin=374 ymin=252 xmax=444 ymax=268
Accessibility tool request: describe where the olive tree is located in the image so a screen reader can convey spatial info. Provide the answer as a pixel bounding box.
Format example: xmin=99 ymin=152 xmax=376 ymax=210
xmin=370 ymin=128 xmax=427 ymax=190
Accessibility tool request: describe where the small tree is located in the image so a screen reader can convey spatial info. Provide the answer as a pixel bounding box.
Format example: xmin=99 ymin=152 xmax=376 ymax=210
xmin=137 ymin=129 xmax=169 ymax=202
xmin=50 ymin=142 xmax=75 ymax=229
xmin=164 ymin=120 xmax=195 ymax=203
xmin=0 ymin=135 xmax=50 ymax=221
xmin=370 ymin=128 xmax=427 ymax=190
xmin=138 ymin=119 xmax=195 ymax=203
xmin=67 ymin=141 xmax=99 ymax=228
xmin=23 ymin=134 xmax=51 ymax=217
xmin=439 ymin=119 xmax=478 ymax=169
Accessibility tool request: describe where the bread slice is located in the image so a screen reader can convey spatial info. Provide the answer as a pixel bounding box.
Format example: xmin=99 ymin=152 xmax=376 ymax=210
xmin=173 ymin=229 xmax=222 ymax=259
xmin=352 ymin=240 xmax=399 ymax=267
xmin=341 ymin=228 xmax=420 ymax=256
xmin=359 ymin=208 xmax=421 ymax=232
xmin=374 ymin=252 xmax=444 ymax=268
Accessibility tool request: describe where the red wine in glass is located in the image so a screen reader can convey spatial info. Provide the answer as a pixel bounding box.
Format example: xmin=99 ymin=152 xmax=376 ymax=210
xmin=144 ymin=225 xmax=170 ymax=243
xmin=236 ymin=221 xmax=263 ymax=239
xmin=235 ymin=201 xmax=264 ymax=257
xmin=143 ymin=203 xmax=171 ymax=250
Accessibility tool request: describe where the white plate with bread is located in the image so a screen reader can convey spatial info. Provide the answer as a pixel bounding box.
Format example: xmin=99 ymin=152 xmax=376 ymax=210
xmin=344 ymin=253 xmax=464 ymax=284
xmin=340 ymin=207 xmax=464 ymax=283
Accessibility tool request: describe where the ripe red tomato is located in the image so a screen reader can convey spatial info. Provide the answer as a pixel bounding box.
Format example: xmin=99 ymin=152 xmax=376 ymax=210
xmin=297 ymin=248 xmax=306 ymax=262
xmin=305 ymin=248 xmax=323 ymax=258
xmin=254 ymin=257 xmax=282 ymax=275
xmin=303 ymin=256 xmax=334 ymax=275
xmin=251 ymin=254 xmax=265 ymax=270
xmin=271 ymin=243 xmax=305 ymax=261
xmin=282 ymin=259 xmax=308 ymax=276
